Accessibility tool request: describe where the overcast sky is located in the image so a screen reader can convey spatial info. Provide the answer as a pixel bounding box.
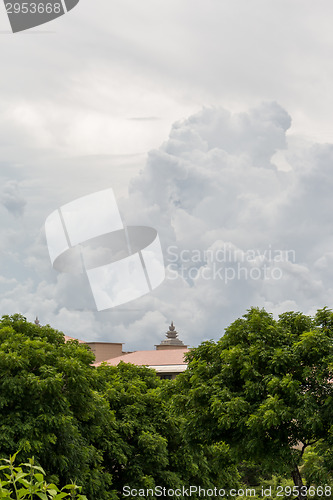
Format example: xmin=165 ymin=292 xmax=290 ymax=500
xmin=1 ymin=0 xmax=333 ymax=349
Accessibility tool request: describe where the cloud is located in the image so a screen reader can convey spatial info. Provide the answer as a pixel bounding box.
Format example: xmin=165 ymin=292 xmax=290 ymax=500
xmin=126 ymin=102 xmax=292 ymax=243
xmin=115 ymin=102 xmax=333 ymax=346
xmin=1 ymin=0 xmax=333 ymax=349
xmin=2 ymin=0 xmax=333 ymax=164
xmin=1 ymin=102 xmax=333 ymax=350
xmin=0 ymin=181 xmax=27 ymax=217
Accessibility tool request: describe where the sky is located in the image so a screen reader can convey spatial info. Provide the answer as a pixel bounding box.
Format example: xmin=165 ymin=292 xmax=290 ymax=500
xmin=1 ymin=0 xmax=333 ymax=349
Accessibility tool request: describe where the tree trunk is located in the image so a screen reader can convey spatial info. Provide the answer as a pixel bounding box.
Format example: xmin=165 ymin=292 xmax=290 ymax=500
xmin=291 ymin=465 xmax=307 ymax=500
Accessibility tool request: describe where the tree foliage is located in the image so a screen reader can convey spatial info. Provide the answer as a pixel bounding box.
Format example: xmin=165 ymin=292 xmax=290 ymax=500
xmin=2 ymin=308 xmax=332 ymax=499
xmin=173 ymin=307 xmax=333 ymax=494
xmin=0 ymin=314 xmax=239 ymax=499
xmin=94 ymin=362 xmax=239 ymax=497
xmin=0 ymin=452 xmax=86 ymax=499
xmin=0 ymin=314 xmax=111 ymax=498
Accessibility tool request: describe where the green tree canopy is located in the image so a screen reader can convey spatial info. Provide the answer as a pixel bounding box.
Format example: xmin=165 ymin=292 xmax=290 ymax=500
xmin=0 ymin=314 xmax=239 ymax=500
xmin=95 ymin=361 xmax=239 ymax=497
xmin=0 ymin=313 xmax=112 ymax=498
xmin=173 ymin=307 xmax=333 ymax=497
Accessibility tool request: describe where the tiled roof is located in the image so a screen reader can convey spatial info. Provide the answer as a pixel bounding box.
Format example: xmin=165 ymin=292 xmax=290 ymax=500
xmin=93 ymin=348 xmax=190 ymax=367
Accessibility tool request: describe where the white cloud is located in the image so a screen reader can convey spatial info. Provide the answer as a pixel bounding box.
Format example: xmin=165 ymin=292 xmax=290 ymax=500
xmin=2 ymin=0 xmax=333 ymax=347
xmin=0 ymin=180 xmax=27 ymax=217
xmin=117 ymin=103 xmax=333 ymax=345
xmin=1 ymin=102 xmax=331 ymax=349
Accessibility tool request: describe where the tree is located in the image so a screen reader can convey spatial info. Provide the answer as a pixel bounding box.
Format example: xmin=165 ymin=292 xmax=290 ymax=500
xmin=173 ymin=307 xmax=333 ymax=499
xmin=0 ymin=452 xmax=87 ymax=499
xmin=0 ymin=314 xmax=114 ymax=499
xmin=94 ymin=361 xmax=240 ymax=498
xmin=0 ymin=314 xmax=240 ymax=500
xmin=302 ymin=439 xmax=333 ymax=489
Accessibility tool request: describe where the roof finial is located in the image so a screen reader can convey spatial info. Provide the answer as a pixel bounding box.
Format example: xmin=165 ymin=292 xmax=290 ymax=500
xmin=155 ymin=320 xmax=187 ymax=350
xmin=166 ymin=321 xmax=178 ymax=340
xmin=35 ymin=316 xmax=41 ymax=327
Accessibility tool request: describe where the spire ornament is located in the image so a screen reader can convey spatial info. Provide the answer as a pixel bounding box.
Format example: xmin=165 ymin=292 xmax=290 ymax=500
xmin=166 ymin=321 xmax=178 ymax=339
xmin=155 ymin=321 xmax=187 ymax=349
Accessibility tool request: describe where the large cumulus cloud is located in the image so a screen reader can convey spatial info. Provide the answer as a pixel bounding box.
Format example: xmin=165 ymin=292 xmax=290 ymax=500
xmin=118 ymin=102 xmax=333 ymax=345
xmin=1 ymin=102 xmax=333 ymax=349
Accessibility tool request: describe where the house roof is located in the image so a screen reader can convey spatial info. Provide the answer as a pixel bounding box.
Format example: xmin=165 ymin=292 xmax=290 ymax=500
xmin=93 ymin=348 xmax=190 ymax=367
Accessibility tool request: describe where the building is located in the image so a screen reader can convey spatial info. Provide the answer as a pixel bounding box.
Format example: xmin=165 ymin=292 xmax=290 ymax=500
xmin=92 ymin=322 xmax=190 ymax=379
xmin=36 ymin=315 xmax=190 ymax=379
